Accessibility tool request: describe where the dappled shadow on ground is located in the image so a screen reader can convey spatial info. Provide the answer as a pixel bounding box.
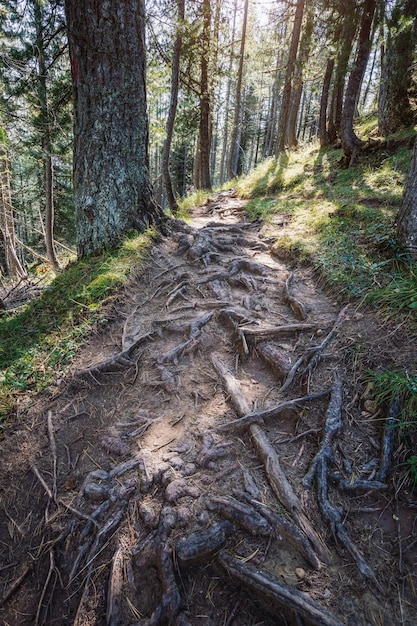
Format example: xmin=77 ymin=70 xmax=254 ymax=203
xmin=0 ymin=191 xmax=416 ymax=625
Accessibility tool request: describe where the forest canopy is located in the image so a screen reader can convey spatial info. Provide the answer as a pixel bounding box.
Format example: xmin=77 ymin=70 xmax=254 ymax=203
xmin=0 ymin=0 xmax=416 ymax=266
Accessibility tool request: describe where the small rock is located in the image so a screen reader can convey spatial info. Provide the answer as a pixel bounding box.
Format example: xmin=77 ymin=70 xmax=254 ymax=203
xmin=295 ymin=567 xmax=306 ymax=580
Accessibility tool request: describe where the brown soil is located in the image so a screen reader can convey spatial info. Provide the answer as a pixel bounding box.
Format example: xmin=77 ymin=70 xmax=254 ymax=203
xmin=0 ymin=192 xmax=416 ymax=626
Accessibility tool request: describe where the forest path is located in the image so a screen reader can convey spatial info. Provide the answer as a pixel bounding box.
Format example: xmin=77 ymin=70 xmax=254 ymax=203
xmin=0 ymin=192 xmax=416 ymax=625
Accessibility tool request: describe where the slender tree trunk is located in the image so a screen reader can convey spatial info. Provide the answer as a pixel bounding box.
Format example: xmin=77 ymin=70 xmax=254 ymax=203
xmin=275 ymin=0 xmax=305 ymax=156
xmin=33 ymin=0 xmax=61 ymax=269
xmin=227 ymin=0 xmax=249 ymax=179
xmin=318 ymin=57 xmax=335 ymax=147
xmin=161 ymin=0 xmax=185 ymax=214
xmin=286 ymin=1 xmax=313 ymax=148
xmin=219 ymin=0 xmax=238 ymax=184
xmin=327 ymin=2 xmax=358 ymax=144
xmin=195 ymin=0 xmax=212 ymax=190
xmin=0 ymin=144 xmax=26 ymax=278
xmin=65 ymin=0 xmax=163 ymax=257
xmin=378 ymin=0 xmax=417 ymax=136
xmin=341 ymin=0 xmax=377 ymax=163
xmin=396 ymin=137 xmax=417 ymax=258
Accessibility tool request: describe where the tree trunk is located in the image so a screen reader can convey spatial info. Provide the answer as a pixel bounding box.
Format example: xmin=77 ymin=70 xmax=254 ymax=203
xmin=318 ymin=57 xmax=335 ymax=147
xmin=65 ymin=0 xmax=163 ymax=258
xmin=219 ymin=0 xmax=238 ymax=184
xmin=327 ymin=3 xmax=358 ymax=144
xmin=0 ymin=143 xmax=26 ymax=278
xmin=195 ymin=0 xmax=212 ymax=190
xmin=286 ymin=1 xmax=313 ymax=148
xmin=161 ymin=0 xmax=185 ymax=214
xmin=275 ymin=0 xmax=305 ymax=156
xmin=227 ymin=0 xmax=249 ymax=179
xmin=396 ymin=138 xmax=417 ymax=259
xmin=341 ymin=0 xmax=377 ymax=163
xmin=378 ymin=0 xmax=417 ymax=136
xmin=33 ymin=0 xmax=61 ymax=270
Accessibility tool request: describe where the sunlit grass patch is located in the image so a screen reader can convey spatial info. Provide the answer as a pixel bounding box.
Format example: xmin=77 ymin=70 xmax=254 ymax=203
xmin=0 ymin=230 xmax=154 ymax=402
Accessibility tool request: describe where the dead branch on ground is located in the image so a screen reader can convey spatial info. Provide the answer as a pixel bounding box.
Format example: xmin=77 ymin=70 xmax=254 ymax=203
xmin=218 ymin=551 xmax=345 ymax=626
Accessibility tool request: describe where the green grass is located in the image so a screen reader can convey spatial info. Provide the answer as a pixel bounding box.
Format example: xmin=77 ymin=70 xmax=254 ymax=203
xmin=0 ymin=230 xmax=154 ymax=422
xmin=234 ymin=132 xmax=415 ymax=302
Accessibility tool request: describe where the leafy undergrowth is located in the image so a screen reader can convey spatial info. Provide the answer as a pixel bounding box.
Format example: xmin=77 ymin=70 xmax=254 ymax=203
xmin=0 ymin=230 xmax=154 ymax=422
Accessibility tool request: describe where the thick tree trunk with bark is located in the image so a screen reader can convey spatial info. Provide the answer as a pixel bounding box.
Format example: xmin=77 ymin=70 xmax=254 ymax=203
xmin=341 ymin=0 xmax=377 ymax=163
xmin=396 ymin=138 xmax=417 ymax=258
xmin=65 ymin=0 xmax=163 ymax=258
xmin=378 ymin=0 xmax=417 ymax=136
xmin=161 ymin=0 xmax=185 ymax=214
xmin=275 ymin=0 xmax=305 ymax=156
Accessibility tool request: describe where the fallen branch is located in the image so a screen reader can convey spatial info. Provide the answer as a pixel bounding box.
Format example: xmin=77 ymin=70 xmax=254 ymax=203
xmin=106 ymin=545 xmax=125 ymax=626
xmin=211 ymin=353 xmax=329 ymax=564
xmin=284 ymin=273 xmax=308 ymax=320
xmin=217 ymin=389 xmax=331 ymax=432
xmin=218 ymin=551 xmax=345 ymax=626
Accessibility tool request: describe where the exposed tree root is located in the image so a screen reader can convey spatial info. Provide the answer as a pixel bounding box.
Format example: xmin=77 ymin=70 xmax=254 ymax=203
xmin=211 ymin=353 xmax=329 ymax=564
xmin=302 ymin=372 xmax=382 ymax=590
xmin=76 ymin=331 xmax=156 ymax=378
xmin=217 ymin=388 xmax=331 ymax=432
xmin=284 ymin=272 xmax=308 ymax=320
xmin=217 ymin=551 xmax=345 ymax=626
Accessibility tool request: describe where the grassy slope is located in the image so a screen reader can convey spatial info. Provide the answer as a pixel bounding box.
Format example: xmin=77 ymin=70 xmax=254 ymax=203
xmin=1 ymin=118 xmax=416 ymax=434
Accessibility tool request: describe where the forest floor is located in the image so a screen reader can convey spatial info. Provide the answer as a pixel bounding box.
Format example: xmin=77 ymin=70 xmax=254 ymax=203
xmin=0 ymin=192 xmax=416 ymax=626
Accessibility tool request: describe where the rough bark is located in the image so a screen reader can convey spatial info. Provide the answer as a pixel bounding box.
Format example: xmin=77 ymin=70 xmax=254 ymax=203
xmin=396 ymin=137 xmax=417 ymax=258
xmin=378 ymin=0 xmax=417 ymax=136
xmin=327 ymin=2 xmax=358 ymax=144
xmin=275 ymin=0 xmax=305 ymax=156
xmin=286 ymin=1 xmax=313 ymax=148
xmin=65 ymin=0 xmax=163 ymax=258
xmin=195 ymin=0 xmax=212 ymax=190
xmin=227 ymin=0 xmax=249 ymax=179
xmin=341 ymin=0 xmax=377 ymax=163
xmin=161 ymin=0 xmax=185 ymax=214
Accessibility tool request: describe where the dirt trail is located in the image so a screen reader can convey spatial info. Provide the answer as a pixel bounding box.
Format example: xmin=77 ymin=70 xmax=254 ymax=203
xmin=0 ymin=193 xmax=416 ymax=625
